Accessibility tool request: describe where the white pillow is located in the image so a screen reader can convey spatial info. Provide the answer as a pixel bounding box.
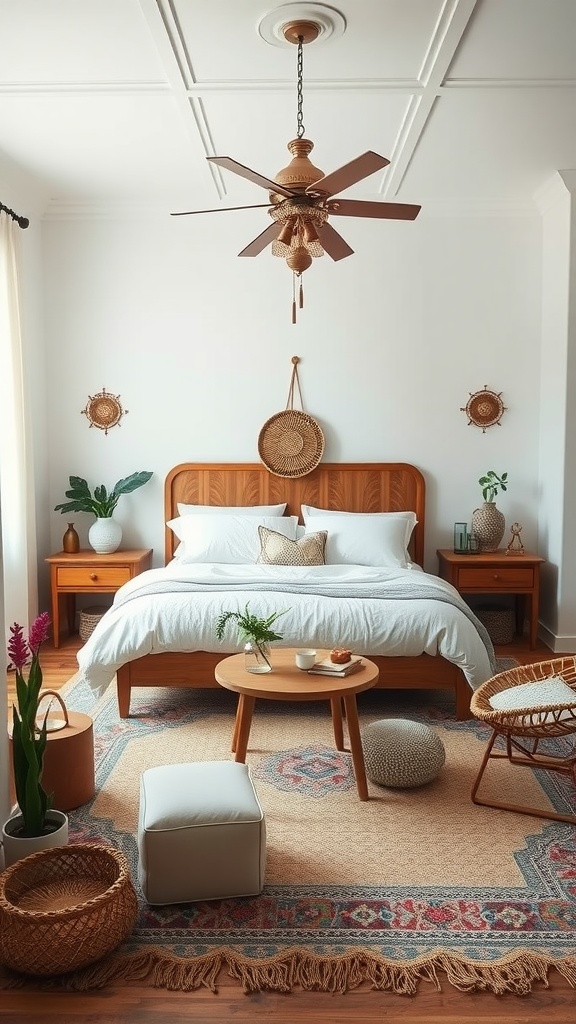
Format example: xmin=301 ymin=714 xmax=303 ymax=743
xmin=177 ymin=502 xmax=286 ymax=517
xmin=167 ymin=514 xmax=298 ymax=564
xmin=301 ymin=505 xmax=417 ymax=552
xmin=304 ymin=514 xmax=410 ymax=568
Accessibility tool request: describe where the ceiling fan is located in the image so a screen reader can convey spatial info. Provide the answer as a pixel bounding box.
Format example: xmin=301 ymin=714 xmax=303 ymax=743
xmin=172 ymin=17 xmax=421 ymax=321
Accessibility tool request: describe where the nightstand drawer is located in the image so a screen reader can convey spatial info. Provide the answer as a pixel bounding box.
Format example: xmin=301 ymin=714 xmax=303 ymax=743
xmin=457 ymin=567 xmax=534 ymax=590
xmin=56 ymin=566 xmax=132 ymax=589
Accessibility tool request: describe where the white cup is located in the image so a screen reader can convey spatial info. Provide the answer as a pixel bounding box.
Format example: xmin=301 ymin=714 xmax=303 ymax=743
xmin=295 ymin=649 xmax=317 ymax=670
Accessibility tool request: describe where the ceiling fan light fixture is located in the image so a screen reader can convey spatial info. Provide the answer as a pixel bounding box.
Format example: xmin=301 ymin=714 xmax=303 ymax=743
xmin=302 ymin=219 xmax=319 ymax=244
xmin=286 ymin=246 xmax=313 ymax=274
xmin=276 ymin=217 xmax=297 ymax=245
xmin=172 ymin=5 xmax=420 ymax=325
xmin=271 ymin=225 xmax=324 ymax=261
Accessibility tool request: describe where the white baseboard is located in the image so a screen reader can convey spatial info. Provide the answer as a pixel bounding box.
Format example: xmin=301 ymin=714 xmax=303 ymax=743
xmin=538 ymin=624 xmax=576 ymax=654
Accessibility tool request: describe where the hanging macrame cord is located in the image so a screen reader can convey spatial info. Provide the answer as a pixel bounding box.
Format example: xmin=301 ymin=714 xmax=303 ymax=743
xmin=286 ymin=355 xmax=304 ymax=410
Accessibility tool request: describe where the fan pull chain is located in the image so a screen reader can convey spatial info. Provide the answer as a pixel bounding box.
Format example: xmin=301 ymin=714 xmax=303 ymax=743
xmin=292 ymin=272 xmax=297 ymax=324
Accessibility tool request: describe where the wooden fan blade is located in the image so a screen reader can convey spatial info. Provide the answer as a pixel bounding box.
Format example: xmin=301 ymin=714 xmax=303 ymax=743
xmin=171 ymin=203 xmax=274 ymax=217
xmin=207 ymin=156 xmax=299 ymax=198
xmin=307 ymin=151 xmax=390 ymax=198
xmin=238 ymin=222 xmax=281 ymax=257
xmin=315 ymin=222 xmax=354 ymax=261
xmin=327 ymin=198 xmax=421 ymax=220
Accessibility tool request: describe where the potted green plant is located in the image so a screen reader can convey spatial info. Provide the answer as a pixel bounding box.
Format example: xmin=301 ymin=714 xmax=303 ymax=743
xmin=478 ymin=470 xmax=508 ymax=502
xmin=2 ymin=612 xmax=69 ymax=867
xmin=55 ymin=471 xmax=153 ymax=553
xmin=472 ymin=470 xmax=509 ymax=552
xmin=215 ymin=603 xmax=288 ymax=673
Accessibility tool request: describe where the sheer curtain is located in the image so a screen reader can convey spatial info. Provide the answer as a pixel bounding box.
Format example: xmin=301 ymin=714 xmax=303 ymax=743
xmin=0 ymin=209 xmax=38 ymax=639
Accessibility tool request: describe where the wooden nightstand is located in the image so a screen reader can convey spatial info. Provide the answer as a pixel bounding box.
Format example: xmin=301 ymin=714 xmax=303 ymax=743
xmin=437 ymin=549 xmax=545 ymax=649
xmin=45 ymin=548 xmax=153 ymax=647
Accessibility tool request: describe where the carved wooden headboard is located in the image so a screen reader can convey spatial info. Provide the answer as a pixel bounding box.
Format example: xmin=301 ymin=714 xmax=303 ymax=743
xmin=164 ymin=462 xmax=426 ymax=566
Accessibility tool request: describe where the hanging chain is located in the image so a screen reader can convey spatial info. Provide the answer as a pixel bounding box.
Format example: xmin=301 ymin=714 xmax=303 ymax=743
xmin=296 ymin=36 xmax=305 ymax=138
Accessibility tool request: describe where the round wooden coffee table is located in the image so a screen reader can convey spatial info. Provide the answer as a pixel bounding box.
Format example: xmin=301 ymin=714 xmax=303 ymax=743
xmin=215 ymin=648 xmax=379 ymax=801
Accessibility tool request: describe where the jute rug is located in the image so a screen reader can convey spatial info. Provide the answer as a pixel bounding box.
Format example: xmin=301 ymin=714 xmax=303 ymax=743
xmin=2 ymin=667 xmax=576 ymax=995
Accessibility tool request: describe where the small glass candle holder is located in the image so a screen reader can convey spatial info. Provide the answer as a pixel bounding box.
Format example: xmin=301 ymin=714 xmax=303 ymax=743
xmin=453 ymin=522 xmax=468 ymax=553
xmin=467 ymin=533 xmax=481 ymax=553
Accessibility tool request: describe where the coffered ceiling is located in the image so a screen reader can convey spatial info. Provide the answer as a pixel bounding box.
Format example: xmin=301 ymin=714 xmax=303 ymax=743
xmin=1 ymin=0 xmax=575 ymax=219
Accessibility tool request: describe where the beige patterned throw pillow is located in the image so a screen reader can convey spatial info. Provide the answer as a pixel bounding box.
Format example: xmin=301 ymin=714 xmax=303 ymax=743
xmin=257 ymin=526 xmax=327 ymax=566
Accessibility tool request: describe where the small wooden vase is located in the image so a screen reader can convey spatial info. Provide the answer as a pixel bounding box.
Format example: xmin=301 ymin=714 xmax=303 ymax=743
xmin=62 ymin=523 xmax=80 ymax=553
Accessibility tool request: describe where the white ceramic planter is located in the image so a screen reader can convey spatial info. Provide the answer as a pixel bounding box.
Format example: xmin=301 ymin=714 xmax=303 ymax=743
xmin=88 ymin=516 xmax=122 ymax=554
xmin=1 ymin=810 xmax=69 ymax=869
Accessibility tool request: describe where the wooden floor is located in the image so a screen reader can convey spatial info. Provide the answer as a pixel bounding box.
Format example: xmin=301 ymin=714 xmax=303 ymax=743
xmin=3 ymin=635 xmax=575 ymax=1024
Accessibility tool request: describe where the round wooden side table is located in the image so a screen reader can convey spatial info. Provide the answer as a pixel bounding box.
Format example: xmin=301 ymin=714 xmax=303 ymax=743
xmin=215 ymin=648 xmax=379 ymax=801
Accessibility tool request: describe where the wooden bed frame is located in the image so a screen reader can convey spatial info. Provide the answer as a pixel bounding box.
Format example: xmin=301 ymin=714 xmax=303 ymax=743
xmin=116 ymin=461 xmax=470 ymax=719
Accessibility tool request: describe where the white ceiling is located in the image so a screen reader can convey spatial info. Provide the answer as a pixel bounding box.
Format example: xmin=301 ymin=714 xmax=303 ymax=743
xmin=1 ymin=0 xmax=575 ymax=220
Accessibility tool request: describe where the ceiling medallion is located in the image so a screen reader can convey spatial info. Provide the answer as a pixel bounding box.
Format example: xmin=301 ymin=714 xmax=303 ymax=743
xmin=81 ymin=388 xmax=127 ymax=435
xmin=257 ymin=4 xmax=346 ymax=47
xmin=461 ymin=386 xmax=507 ymax=433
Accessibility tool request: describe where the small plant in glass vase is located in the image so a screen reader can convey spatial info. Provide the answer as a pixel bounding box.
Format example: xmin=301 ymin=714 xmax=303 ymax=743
xmin=215 ymin=603 xmax=288 ymax=674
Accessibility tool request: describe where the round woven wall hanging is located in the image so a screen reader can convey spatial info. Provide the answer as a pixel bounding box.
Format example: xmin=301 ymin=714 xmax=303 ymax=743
xmin=81 ymin=388 xmax=127 ymax=435
xmin=461 ymin=386 xmax=506 ymax=433
xmin=258 ymin=357 xmax=324 ymax=478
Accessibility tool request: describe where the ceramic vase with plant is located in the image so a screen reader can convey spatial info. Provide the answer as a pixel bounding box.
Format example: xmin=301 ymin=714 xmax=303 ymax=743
xmin=55 ymin=471 xmax=153 ymax=553
xmin=2 ymin=613 xmax=69 ymax=868
xmin=472 ymin=470 xmax=508 ymax=552
xmin=215 ymin=603 xmax=288 ymax=673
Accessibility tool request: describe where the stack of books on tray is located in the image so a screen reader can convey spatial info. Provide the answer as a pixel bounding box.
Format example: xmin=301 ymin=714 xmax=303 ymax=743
xmin=307 ymin=655 xmax=364 ymax=677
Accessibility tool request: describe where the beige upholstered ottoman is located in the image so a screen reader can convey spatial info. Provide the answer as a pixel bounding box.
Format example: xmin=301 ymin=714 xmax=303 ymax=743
xmin=138 ymin=761 xmax=266 ymax=905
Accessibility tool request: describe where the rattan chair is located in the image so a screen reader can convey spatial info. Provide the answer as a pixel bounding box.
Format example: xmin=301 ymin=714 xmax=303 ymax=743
xmin=470 ymin=656 xmax=576 ymax=823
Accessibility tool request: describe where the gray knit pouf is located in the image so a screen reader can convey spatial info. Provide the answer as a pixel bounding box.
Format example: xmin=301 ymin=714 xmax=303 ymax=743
xmin=362 ymin=718 xmax=446 ymax=788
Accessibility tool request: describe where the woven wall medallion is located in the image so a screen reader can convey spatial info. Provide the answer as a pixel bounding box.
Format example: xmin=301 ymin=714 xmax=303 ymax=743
xmin=81 ymin=389 xmax=127 ymax=435
xmin=461 ymin=387 xmax=506 ymax=432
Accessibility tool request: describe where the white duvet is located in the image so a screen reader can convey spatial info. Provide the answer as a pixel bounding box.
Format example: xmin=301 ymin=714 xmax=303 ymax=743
xmin=77 ymin=562 xmax=496 ymax=696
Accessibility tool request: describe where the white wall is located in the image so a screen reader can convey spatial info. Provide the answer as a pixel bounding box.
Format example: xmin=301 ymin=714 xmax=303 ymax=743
xmin=41 ymin=209 xmax=541 ymax=584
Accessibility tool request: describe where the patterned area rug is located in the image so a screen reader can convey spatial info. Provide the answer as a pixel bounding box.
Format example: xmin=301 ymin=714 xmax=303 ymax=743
xmin=2 ymin=666 xmax=576 ymax=995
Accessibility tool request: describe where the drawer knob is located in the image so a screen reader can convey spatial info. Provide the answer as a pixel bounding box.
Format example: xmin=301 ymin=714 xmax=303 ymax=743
xmin=90 ymin=573 xmax=98 ymax=581
xmin=493 ymin=573 xmax=500 ymax=580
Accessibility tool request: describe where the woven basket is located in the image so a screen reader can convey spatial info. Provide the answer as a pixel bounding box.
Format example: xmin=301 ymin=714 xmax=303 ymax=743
xmin=258 ymin=409 xmax=324 ymax=478
xmin=0 ymin=843 xmax=138 ymax=976
xmin=79 ymin=605 xmax=108 ymax=642
xmin=476 ymin=604 xmax=514 ymax=645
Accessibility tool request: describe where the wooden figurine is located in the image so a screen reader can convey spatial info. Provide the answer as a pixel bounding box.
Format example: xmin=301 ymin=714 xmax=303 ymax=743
xmin=506 ymin=522 xmax=525 ymax=556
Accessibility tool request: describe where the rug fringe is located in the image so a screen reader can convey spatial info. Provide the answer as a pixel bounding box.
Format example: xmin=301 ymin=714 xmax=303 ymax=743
xmin=1 ymin=945 xmax=575 ymax=995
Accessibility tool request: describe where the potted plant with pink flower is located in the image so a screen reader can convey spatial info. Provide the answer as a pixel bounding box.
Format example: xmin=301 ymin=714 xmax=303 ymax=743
xmin=2 ymin=613 xmax=69 ymax=868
